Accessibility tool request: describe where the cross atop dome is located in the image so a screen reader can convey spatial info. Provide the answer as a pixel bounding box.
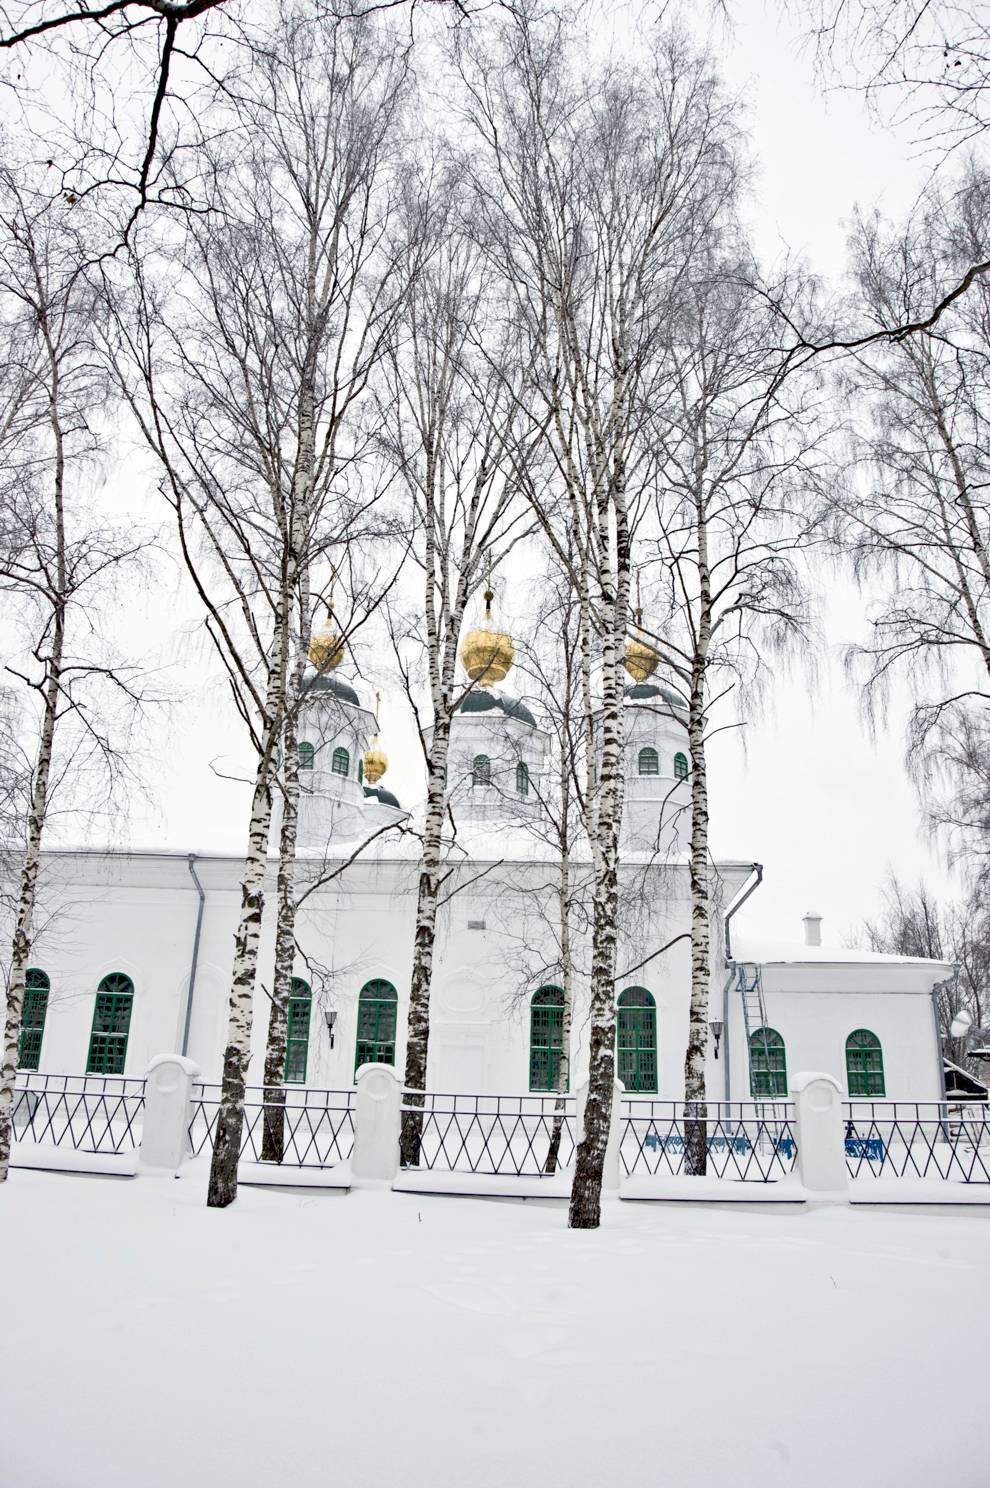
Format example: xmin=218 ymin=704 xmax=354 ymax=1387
xmin=459 ymin=585 xmax=515 ymax=685
xmin=624 ymin=571 xmax=661 ymax=684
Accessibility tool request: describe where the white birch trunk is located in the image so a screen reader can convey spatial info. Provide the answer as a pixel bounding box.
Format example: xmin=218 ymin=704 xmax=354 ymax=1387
xmin=262 ymin=365 xmax=317 ymax=1160
xmin=568 ymin=494 xmax=631 ymax=1229
xmin=0 ymin=625 xmax=63 ymax=1181
xmin=206 ymin=603 xmax=290 ymax=1208
xmin=399 ymin=710 xmax=453 ymax=1166
xmin=544 ymin=851 xmax=573 ymax=1175
xmin=260 ymin=690 xmax=303 ymax=1163
xmin=683 ymin=507 xmax=712 ymax=1176
xmin=0 ymin=333 xmax=67 ymax=1183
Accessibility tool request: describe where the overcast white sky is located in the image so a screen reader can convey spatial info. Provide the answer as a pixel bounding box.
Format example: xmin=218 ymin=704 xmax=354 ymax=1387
xmin=89 ymin=0 xmax=959 ymax=946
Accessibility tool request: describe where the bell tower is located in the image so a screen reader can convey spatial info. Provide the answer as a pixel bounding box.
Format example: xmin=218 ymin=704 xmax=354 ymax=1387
xmin=437 ymin=585 xmax=546 ymax=824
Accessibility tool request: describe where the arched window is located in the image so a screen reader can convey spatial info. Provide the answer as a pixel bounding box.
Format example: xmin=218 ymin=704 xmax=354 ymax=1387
xmin=638 ymin=747 xmax=659 ymax=776
xmin=472 ymin=754 xmax=491 ymax=786
xmin=86 ymin=972 xmax=134 ymax=1075
xmin=355 ymin=979 xmax=398 ymax=1075
xmin=530 ymin=986 xmax=566 ymax=1092
xmin=298 ymin=741 xmax=315 ymax=771
xmin=617 ymin=986 xmax=658 ymax=1093
xmin=846 ymin=1029 xmax=885 ymax=1097
xmin=749 ymin=1027 xmax=786 ymax=1098
xmin=18 ymin=968 xmax=49 ymax=1071
xmin=673 ymin=752 xmax=689 ymax=781
xmin=516 ymin=761 xmax=529 ymax=797
xmin=332 ymin=746 xmax=349 ymax=777
xmin=285 ymin=977 xmax=312 ymax=1085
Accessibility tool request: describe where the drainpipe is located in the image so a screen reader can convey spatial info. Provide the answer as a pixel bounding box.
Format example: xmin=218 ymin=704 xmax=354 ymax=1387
xmin=722 ymin=864 xmax=763 ymax=1102
xmin=181 ymin=854 xmax=206 ymax=1058
xmin=721 ymin=963 xmax=733 ymax=1102
xmin=931 ymin=969 xmax=958 ymax=1110
xmin=723 ymin=862 xmax=763 ymax=961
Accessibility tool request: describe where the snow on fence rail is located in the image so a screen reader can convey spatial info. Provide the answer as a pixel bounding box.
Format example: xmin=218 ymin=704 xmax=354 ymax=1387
xmin=188 ymin=1084 xmax=355 ymax=1168
xmin=843 ymin=1100 xmax=990 ymax=1182
xmin=399 ymin=1090 xmax=576 ymax=1176
xmin=620 ymin=1098 xmax=799 ymax=1183
xmin=11 ymin=1073 xmax=145 ymax=1154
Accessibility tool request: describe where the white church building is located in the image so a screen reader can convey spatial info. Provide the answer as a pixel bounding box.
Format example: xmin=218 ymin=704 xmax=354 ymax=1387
xmin=9 ymin=602 xmax=953 ymax=1108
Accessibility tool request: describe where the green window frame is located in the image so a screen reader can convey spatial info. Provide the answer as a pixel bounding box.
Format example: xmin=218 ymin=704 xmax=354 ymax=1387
xmin=298 ymin=741 xmax=315 ymax=771
xmin=332 ymin=746 xmax=349 ymax=777
xmin=673 ymin=752 xmax=689 ymax=781
xmin=529 ymin=985 xmax=566 ymax=1092
xmin=749 ymin=1026 xmax=786 ymax=1098
xmin=18 ymin=968 xmax=49 ymax=1071
xmin=617 ymin=986 xmax=658 ymax=1093
xmin=355 ymin=978 xmax=398 ymax=1075
xmin=285 ymin=977 xmax=312 ymax=1084
xmin=516 ymin=761 xmax=529 ymax=797
xmin=358 ymin=757 xmax=364 ymax=785
xmin=638 ymin=746 xmax=659 ymax=776
xmin=472 ymin=754 xmax=491 ymax=786
xmin=846 ymin=1029 xmax=885 ymax=1097
xmin=86 ymin=972 xmax=134 ymax=1075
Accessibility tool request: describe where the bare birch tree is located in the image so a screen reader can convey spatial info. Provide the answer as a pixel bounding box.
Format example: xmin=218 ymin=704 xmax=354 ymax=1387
xmin=110 ymin=4 xmax=411 ymax=1205
xmin=0 ymin=164 xmax=145 ymax=1181
xmin=803 ymin=0 xmax=990 ymax=151
xmin=637 ymin=253 xmax=823 ymax=1170
xmin=498 ymin=564 xmax=592 ymax=1172
xmin=378 ymin=176 xmax=535 ymax=1166
xmin=454 ymin=9 xmax=738 ymax=1225
xmin=836 ymin=179 xmax=990 ymax=730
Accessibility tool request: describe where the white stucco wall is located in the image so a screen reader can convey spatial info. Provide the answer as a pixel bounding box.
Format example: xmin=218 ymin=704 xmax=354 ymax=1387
xmin=6 ymin=849 xmax=949 ymax=1103
xmin=722 ymin=960 xmax=948 ymax=1101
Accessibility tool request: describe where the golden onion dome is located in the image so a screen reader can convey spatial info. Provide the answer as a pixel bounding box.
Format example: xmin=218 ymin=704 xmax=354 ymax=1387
xmin=623 ymin=632 xmax=660 ymax=684
xmin=308 ymin=613 xmax=344 ymax=673
xmin=363 ymin=738 xmax=388 ymax=785
xmin=363 ymin=691 xmax=388 ymax=784
xmin=623 ymin=571 xmax=660 ymax=683
xmin=459 ymin=588 xmax=515 ymax=684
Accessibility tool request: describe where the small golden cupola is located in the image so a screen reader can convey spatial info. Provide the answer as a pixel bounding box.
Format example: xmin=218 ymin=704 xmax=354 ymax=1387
xmin=308 ymin=585 xmax=345 ymax=674
xmin=623 ymin=572 xmax=660 ymax=684
xmin=363 ymin=690 xmax=388 ymax=785
xmin=460 ymin=585 xmax=515 ymax=684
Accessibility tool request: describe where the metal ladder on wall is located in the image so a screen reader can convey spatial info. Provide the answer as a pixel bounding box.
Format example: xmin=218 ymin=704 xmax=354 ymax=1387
xmin=735 ymin=962 xmax=777 ymax=1111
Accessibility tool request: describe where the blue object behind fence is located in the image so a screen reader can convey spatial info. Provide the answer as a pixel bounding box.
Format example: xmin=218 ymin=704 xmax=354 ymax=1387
xmin=845 ymin=1137 xmax=885 ymax=1161
xmin=642 ymin=1132 xmax=755 ymax=1155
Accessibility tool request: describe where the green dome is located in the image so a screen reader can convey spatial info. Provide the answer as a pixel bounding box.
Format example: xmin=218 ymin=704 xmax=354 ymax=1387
xmin=458 ymin=688 xmax=537 ymax=727
xmin=624 ymin=681 xmax=687 ymax=712
xmin=364 ymin=784 xmax=401 ymax=810
xmin=309 ymin=673 xmax=360 ymax=706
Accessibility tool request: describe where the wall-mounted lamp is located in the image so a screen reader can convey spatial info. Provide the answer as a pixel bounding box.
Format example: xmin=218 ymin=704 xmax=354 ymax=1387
xmin=325 ymin=1009 xmax=338 ymax=1049
xmin=709 ymin=1019 xmax=724 ymax=1061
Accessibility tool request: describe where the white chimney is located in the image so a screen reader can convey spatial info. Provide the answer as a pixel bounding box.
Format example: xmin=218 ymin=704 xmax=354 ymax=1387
xmin=802 ymin=911 xmax=822 ymax=947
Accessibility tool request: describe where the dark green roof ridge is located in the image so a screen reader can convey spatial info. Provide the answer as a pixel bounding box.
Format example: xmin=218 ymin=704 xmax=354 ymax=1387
xmin=458 ymin=688 xmax=537 ymax=727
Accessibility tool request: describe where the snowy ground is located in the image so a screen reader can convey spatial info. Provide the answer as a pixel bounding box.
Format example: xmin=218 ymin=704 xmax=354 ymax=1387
xmin=4 ymin=1167 xmax=987 ymax=1488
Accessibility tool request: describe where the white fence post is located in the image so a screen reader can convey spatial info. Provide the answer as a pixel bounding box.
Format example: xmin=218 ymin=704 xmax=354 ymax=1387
xmin=575 ymin=1076 xmax=625 ymax=1190
xmin=352 ymin=1063 xmax=401 ymax=1183
xmin=140 ymin=1055 xmax=200 ymax=1173
xmin=791 ymin=1071 xmax=849 ymax=1202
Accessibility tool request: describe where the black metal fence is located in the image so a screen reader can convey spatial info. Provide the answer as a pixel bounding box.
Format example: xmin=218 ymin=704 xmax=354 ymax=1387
xmin=400 ymin=1090 xmax=576 ymax=1176
xmin=844 ymin=1100 xmax=990 ymax=1182
xmin=187 ymin=1083 xmax=355 ymax=1168
xmin=11 ymin=1073 xmax=145 ymax=1154
xmin=620 ymin=1098 xmax=799 ymax=1182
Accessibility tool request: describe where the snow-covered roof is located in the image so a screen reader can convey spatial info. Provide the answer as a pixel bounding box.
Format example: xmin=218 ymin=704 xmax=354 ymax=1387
xmin=944 ymin=1059 xmax=989 ymax=1094
xmin=732 ymin=935 xmax=954 ymax=971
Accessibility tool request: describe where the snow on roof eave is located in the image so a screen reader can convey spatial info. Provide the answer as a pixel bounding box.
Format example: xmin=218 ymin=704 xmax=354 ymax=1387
xmin=732 ymin=935 xmax=955 ymax=971
xmin=943 ymin=1058 xmax=990 ymax=1092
